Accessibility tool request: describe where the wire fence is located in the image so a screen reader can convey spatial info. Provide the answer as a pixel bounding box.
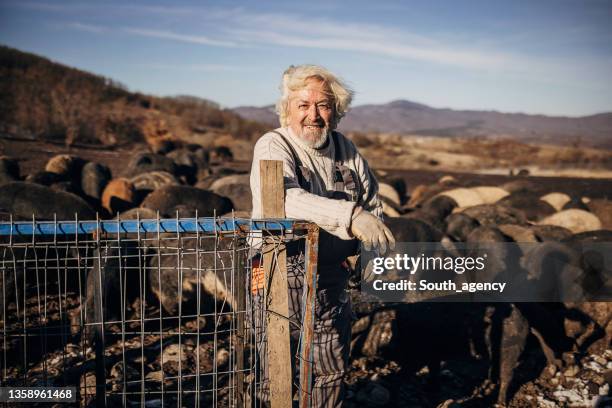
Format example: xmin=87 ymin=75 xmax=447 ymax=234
xmin=0 ymin=215 xmax=316 ymax=407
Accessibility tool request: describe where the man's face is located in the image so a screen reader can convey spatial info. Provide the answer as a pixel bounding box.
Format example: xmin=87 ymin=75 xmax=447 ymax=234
xmin=287 ymin=78 xmax=335 ymax=147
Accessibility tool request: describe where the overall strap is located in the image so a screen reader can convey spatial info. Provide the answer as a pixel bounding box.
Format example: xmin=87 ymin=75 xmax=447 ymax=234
xmin=270 ymin=130 xmax=311 ymax=190
xmin=331 ymin=131 xmax=358 ymax=198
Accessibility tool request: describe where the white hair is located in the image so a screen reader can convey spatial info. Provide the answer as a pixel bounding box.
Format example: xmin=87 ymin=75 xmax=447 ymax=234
xmin=276 ymin=65 xmax=354 ymax=129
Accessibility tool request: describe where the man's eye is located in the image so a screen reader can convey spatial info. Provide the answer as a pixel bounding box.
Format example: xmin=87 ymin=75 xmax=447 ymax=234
xmin=299 ymin=104 xmax=308 ymax=109
xmin=318 ymin=104 xmax=331 ymax=110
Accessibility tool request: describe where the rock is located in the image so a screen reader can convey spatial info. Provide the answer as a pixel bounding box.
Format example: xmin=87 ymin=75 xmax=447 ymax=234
xmin=542 ymin=364 xmax=557 ymax=380
xmin=109 ymin=362 xmax=138 ymax=391
xmin=592 ymin=374 xmax=606 ymax=386
xmin=145 ymin=371 xmax=164 ymax=382
xmin=361 ymin=310 xmax=396 ymax=357
xmin=162 ymin=343 xmax=190 ymax=364
xmin=79 ymin=371 xmax=96 ymax=406
xmin=563 ymin=365 xmax=579 ymax=377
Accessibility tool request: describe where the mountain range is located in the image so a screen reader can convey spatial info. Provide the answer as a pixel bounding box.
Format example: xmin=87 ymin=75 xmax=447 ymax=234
xmin=233 ymin=100 xmax=612 ymax=148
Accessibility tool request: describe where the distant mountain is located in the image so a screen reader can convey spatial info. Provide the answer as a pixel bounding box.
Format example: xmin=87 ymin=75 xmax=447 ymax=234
xmin=232 ymin=105 xmax=279 ymax=127
xmin=233 ymin=100 xmax=612 ymax=148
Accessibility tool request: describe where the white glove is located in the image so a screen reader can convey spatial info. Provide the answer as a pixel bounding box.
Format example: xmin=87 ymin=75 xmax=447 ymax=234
xmin=350 ymin=208 xmax=396 ymax=255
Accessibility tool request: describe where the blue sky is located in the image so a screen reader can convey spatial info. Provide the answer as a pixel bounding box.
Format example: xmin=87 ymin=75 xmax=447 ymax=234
xmin=1 ymin=0 xmax=611 ymax=116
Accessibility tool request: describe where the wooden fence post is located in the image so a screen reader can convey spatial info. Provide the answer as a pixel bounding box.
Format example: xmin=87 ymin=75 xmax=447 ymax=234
xmin=299 ymin=224 xmax=318 ymax=408
xmin=260 ymin=160 xmax=292 ymax=408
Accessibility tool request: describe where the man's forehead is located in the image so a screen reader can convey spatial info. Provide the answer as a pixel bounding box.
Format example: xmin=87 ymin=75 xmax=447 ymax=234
xmin=289 ymin=86 xmax=333 ymax=102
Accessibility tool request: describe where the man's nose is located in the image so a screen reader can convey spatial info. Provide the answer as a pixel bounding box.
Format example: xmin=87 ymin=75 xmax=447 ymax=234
xmin=307 ymin=104 xmax=320 ymax=121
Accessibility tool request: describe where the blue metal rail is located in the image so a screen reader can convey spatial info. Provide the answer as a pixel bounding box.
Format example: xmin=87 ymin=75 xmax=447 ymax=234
xmin=0 ymin=217 xmax=302 ymax=236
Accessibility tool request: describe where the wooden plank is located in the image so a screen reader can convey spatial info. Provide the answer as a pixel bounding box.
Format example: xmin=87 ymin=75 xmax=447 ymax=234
xmin=260 ymin=160 xmax=285 ymax=218
xmin=260 ymin=160 xmax=292 ymax=408
xmin=299 ymin=224 xmax=319 ymax=408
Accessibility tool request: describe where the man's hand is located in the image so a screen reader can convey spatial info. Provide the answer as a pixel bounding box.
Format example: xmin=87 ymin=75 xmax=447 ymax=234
xmin=350 ymin=208 xmax=396 ymax=255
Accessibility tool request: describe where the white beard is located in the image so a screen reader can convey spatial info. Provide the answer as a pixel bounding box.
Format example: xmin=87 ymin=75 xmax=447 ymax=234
xmin=298 ymin=125 xmax=329 ymax=149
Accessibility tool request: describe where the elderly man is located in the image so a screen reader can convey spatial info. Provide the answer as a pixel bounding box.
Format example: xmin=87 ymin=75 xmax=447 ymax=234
xmin=250 ymin=64 xmax=394 ymax=407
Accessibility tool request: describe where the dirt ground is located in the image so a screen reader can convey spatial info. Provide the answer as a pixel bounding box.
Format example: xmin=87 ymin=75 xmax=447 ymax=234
xmin=1 ymin=136 xmax=611 ymax=407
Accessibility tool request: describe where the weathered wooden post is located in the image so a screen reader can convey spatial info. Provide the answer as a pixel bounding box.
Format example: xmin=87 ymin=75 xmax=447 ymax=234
xmin=299 ymin=224 xmax=318 ymax=408
xmin=260 ymin=159 xmax=317 ymax=408
xmin=260 ymin=160 xmax=293 ymax=407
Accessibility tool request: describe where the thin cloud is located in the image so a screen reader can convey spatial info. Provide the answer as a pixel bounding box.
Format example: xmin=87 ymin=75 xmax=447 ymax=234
xmin=16 ymin=2 xmax=610 ymax=81
xmin=143 ymin=63 xmax=248 ymax=72
xmin=123 ymin=27 xmax=238 ymax=48
xmin=219 ymin=11 xmax=523 ymax=70
xmin=65 ymin=22 xmax=107 ymax=34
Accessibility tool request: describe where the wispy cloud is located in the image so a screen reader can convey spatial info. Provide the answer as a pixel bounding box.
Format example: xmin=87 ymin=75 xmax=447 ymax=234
xmin=221 ymin=11 xmax=519 ymax=70
xmin=44 ymin=4 xmax=612 ymax=80
xmin=65 ymin=22 xmax=106 ymax=34
xmin=43 ymin=3 xmax=526 ymax=70
xmin=122 ymin=28 xmax=238 ymax=48
xmin=142 ymin=62 xmax=248 ymax=72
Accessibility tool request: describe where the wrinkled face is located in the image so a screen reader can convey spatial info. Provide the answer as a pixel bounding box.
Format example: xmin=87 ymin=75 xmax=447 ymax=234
xmin=287 ymin=78 xmax=335 ymax=147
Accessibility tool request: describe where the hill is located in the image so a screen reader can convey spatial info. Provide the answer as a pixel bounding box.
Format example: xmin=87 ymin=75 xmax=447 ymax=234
xmin=233 ymin=100 xmax=612 ymax=148
xmin=0 ymin=45 xmax=266 ymax=147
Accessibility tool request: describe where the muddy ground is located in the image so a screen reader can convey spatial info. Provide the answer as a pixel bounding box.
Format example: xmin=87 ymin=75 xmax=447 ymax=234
xmin=1 ymin=136 xmax=611 ymax=407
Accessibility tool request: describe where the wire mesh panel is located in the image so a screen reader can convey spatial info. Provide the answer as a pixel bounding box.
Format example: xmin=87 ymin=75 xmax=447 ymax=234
xmin=0 ymin=216 xmax=314 ymax=407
